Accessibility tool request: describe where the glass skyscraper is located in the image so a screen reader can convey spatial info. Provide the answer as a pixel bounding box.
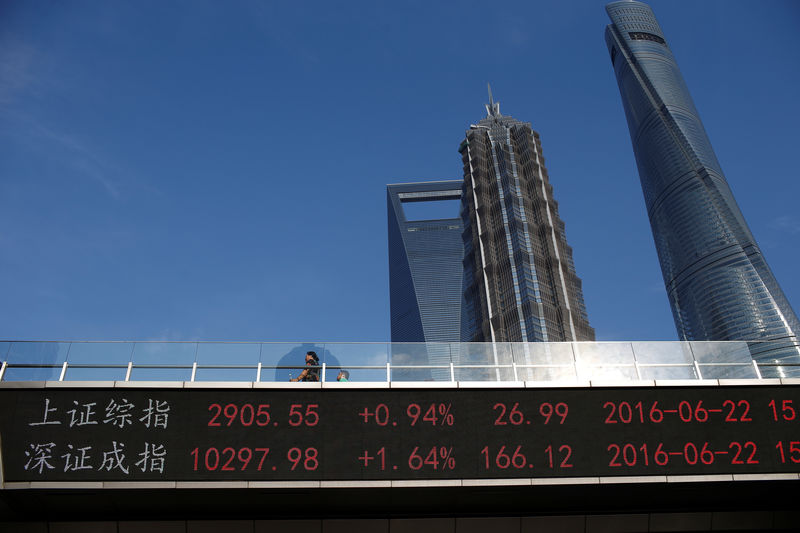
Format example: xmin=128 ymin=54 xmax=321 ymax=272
xmin=387 ymin=181 xmax=465 ymax=342
xmin=605 ymin=1 xmax=800 ymax=372
xmin=459 ymin=94 xmax=594 ymax=343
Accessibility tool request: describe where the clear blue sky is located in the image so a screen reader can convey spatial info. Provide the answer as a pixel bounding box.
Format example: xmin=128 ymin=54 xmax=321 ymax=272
xmin=1 ymin=0 xmax=798 ymax=342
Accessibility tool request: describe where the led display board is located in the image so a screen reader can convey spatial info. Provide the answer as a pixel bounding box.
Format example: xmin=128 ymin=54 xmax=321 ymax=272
xmin=1 ymin=386 xmax=799 ymax=482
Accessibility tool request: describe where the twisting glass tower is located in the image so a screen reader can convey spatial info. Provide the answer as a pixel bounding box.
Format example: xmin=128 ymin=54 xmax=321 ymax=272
xmin=605 ymin=1 xmax=800 ymax=373
xmin=459 ymin=89 xmax=594 ymax=343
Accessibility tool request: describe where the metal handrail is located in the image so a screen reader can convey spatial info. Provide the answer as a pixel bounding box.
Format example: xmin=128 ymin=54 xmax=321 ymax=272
xmin=1 ymin=340 xmax=798 ymax=382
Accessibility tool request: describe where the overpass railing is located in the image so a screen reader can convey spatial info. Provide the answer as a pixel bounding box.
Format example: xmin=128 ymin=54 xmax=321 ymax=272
xmin=0 ymin=340 xmax=798 ymax=383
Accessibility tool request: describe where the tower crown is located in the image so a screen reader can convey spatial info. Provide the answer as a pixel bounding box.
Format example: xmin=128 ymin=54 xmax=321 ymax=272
xmin=485 ymin=83 xmax=501 ymax=117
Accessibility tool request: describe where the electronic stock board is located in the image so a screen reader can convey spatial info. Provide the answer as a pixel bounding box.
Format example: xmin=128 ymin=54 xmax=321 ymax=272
xmin=1 ymin=385 xmax=799 ymax=483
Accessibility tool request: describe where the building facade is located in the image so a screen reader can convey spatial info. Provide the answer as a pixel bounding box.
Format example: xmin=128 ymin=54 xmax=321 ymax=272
xmin=459 ymin=95 xmax=594 ymax=343
xmin=387 ymin=181 xmax=465 ymax=343
xmin=605 ymin=0 xmax=800 ymax=371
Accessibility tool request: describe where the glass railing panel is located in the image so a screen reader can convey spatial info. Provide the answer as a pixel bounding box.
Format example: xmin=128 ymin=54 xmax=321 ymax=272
xmin=64 ymin=366 xmax=127 ymax=381
xmin=696 ymin=363 xmax=758 ymax=380
xmin=7 ymin=341 xmax=71 ymax=365
xmin=573 ymin=342 xmax=635 ymax=365
xmin=67 ymin=342 xmax=134 ymax=365
xmin=577 ymin=364 xmax=638 ymax=381
xmin=2 ymin=366 xmax=63 ymax=381
xmin=511 ymin=342 xmax=574 ymax=365
xmin=510 ymin=342 xmax=575 ymax=381
xmin=390 ymin=343 xmax=450 ymax=381
xmin=690 ymin=341 xmax=753 ymax=364
xmin=131 ymin=342 xmax=197 ymax=366
xmin=745 ymin=338 xmax=800 ymax=364
xmin=0 ymin=341 xmax=11 ymax=361
xmin=638 ymin=365 xmax=698 ymax=380
xmin=195 ymin=342 xmax=260 ymax=366
xmin=632 ymin=341 xmax=694 ymax=365
xmin=758 ymin=363 xmax=800 ymax=379
xmin=194 ymin=367 xmax=258 ymax=381
xmin=452 ymin=343 xmax=514 ymax=381
xmin=129 ymin=366 xmax=193 ymax=381
xmin=321 ymin=343 xmax=389 ymax=382
xmin=523 ymin=366 xmax=580 ymax=382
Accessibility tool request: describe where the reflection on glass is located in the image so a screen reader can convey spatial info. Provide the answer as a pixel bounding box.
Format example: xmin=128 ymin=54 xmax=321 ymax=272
xmin=632 ymin=342 xmax=694 ymax=365
xmin=512 ymin=342 xmax=574 ymax=366
xmin=319 ymin=366 xmax=386 ymax=383
xmin=196 ymin=343 xmax=260 ymax=365
xmin=690 ymin=341 xmax=753 ymax=363
xmin=65 ymin=366 xmax=127 ymax=381
xmin=577 ymin=365 xmax=638 ymax=381
xmin=67 ymin=343 xmax=134 ymax=365
xmin=452 ymin=343 xmax=514 ymax=381
xmin=391 ymin=343 xmax=448 ymax=381
xmin=132 ymin=343 xmax=197 ymax=365
xmin=696 ymin=364 xmax=757 ymax=380
xmin=573 ymin=342 xmax=635 ymax=365
xmin=638 ymin=365 xmax=698 ymax=380
xmin=260 ymin=344 xmax=310 ymax=367
xmin=320 ymin=343 xmax=388 ymax=382
xmin=758 ymin=363 xmax=800 ymax=379
xmin=195 ymin=368 xmax=258 ymax=382
xmin=515 ymin=366 xmax=577 ymax=382
xmin=7 ymin=342 xmax=71 ymax=365
xmin=129 ymin=367 xmax=192 ymax=381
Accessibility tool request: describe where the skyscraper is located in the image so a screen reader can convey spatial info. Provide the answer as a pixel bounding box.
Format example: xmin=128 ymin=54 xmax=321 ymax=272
xmin=605 ymin=0 xmax=800 ymax=372
xmin=387 ymin=181 xmax=465 ymax=343
xmin=459 ymin=91 xmax=594 ymax=343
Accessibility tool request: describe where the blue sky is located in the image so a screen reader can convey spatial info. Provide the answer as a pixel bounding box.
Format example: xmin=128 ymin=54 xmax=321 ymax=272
xmin=1 ymin=0 xmax=798 ymax=342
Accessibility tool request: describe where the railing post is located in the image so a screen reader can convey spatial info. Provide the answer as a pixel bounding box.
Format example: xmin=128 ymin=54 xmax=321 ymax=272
xmin=256 ymin=362 xmax=262 ymax=382
xmin=321 ymin=363 xmax=326 ymax=383
xmin=693 ymin=361 xmax=703 ymax=380
xmin=632 ymin=342 xmax=642 ymax=380
xmin=59 ymin=361 xmax=68 ymax=382
xmin=190 ymin=362 xmax=197 ymax=382
xmin=512 ymin=362 xmax=518 ymax=382
xmin=0 ymin=361 xmax=7 ymax=382
xmin=450 ymin=362 xmax=455 ymax=382
xmin=125 ymin=362 xmax=133 ymax=382
xmin=386 ymin=362 xmax=391 ymax=383
xmin=571 ymin=343 xmax=580 ymax=381
xmin=752 ymin=359 xmax=763 ymax=380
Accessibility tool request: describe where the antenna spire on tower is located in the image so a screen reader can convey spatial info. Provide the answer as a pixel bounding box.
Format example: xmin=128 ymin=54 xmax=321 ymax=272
xmin=485 ymin=83 xmax=500 ymax=117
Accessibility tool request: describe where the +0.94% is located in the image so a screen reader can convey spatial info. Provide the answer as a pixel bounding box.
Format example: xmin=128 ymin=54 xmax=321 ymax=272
xmin=359 ymin=403 xmax=455 ymax=427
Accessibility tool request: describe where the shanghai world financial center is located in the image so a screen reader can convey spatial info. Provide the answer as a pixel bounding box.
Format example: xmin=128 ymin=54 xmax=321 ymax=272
xmin=389 ymin=0 xmax=798 ymax=372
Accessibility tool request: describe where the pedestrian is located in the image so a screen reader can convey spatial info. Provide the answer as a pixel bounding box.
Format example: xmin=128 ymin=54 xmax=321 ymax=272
xmin=290 ymin=351 xmax=320 ymax=382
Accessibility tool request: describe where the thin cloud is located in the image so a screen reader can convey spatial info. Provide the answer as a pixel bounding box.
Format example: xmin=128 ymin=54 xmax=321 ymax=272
xmin=3 ymin=112 xmax=126 ymax=199
xmin=0 ymin=40 xmax=36 ymax=104
xmin=771 ymin=215 xmax=800 ymax=235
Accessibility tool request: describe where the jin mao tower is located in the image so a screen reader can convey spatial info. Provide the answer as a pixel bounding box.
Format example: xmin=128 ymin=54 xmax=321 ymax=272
xmin=459 ymin=90 xmax=594 ymax=343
